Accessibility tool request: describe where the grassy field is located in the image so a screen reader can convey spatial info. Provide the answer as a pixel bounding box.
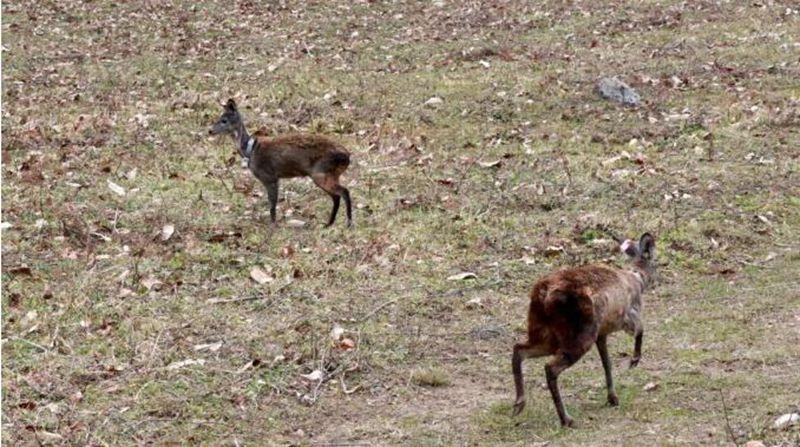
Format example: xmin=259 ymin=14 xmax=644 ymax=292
xmin=2 ymin=0 xmax=799 ymax=445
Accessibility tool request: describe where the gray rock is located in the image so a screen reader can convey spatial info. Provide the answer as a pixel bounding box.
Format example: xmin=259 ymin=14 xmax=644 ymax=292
xmin=596 ymin=77 xmax=641 ymax=107
xmin=470 ymin=323 xmax=507 ymax=340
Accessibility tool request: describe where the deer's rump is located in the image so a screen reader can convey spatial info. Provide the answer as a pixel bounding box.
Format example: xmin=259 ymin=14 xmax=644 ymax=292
xmin=528 ymin=281 xmax=598 ymax=352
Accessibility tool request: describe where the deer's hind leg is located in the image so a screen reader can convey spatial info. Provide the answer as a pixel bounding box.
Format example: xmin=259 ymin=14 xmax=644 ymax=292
xmin=546 ymin=327 xmax=596 ymax=427
xmin=311 ymin=172 xmax=351 ymax=227
xmin=596 ymin=335 xmax=618 ymax=406
xmin=512 ymin=342 xmax=549 ymax=416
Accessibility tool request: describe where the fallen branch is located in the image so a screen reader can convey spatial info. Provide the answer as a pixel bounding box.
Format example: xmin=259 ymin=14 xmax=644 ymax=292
xmin=207 ymin=281 xmax=291 ymax=304
xmin=340 ymin=374 xmax=361 ymax=395
xmin=359 ymin=298 xmax=399 ymax=322
xmin=719 ymin=389 xmax=740 ymax=447
xmin=207 ymin=295 xmax=263 ymax=304
xmin=5 ymin=337 xmax=49 ymax=353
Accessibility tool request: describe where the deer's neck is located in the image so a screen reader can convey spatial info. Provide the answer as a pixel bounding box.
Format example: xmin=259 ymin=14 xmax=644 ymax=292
xmin=234 ymin=121 xmax=250 ymax=158
xmin=629 ymin=260 xmax=653 ymax=290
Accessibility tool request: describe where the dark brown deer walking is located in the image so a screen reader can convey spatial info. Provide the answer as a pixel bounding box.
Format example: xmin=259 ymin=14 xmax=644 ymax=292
xmin=209 ymin=99 xmax=352 ymax=227
xmin=512 ymin=232 xmax=656 ymax=427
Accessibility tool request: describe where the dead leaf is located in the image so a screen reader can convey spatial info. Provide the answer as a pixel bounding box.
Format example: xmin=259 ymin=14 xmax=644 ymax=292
xmin=280 ymin=245 xmax=295 ymax=258
xmin=8 ymin=265 xmax=32 ymax=276
xmin=465 ymin=297 xmax=483 ymax=309
xmin=70 ymin=390 xmax=83 ymax=403
xmin=107 ymin=180 xmax=126 ymax=196
xmin=208 ymin=231 xmax=241 ymax=243
xmin=17 ymin=401 xmax=37 ymax=410
xmin=8 ymin=293 xmax=21 ymax=308
xmin=237 ymin=359 xmax=260 ymax=374
xmin=141 ymin=276 xmax=163 ymax=292
xmin=424 ymin=96 xmax=443 ymax=107
xmin=601 ymin=151 xmax=631 ymax=166
xmin=286 ymin=219 xmax=306 ymax=228
xmin=447 ymin=272 xmax=477 ymax=281
xmin=250 ymin=267 xmax=274 ymax=284
xmin=330 ymin=324 xmax=345 ymax=341
xmin=36 ymin=432 xmax=63 ymax=443
xmin=643 ymin=382 xmax=659 ymax=391
xmin=166 ymin=359 xmax=206 ymax=370
xmin=478 ymin=160 xmax=502 ymax=168
xmin=193 ymin=341 xmax=223 ymax=352
xmin=339 ymin=338 xmax=355 ymax=350
xmin=773 ymin=413 xmax=799 ymax=429
xmin=160 ymin=224 xmax=175 ymax=241
xmin=21 ymin=310 xmax=38 ymax=326
xmin=544 ymin=246 xmax=565 ymax=256
xmin=301 ymin=370 xmax=323 ymax=381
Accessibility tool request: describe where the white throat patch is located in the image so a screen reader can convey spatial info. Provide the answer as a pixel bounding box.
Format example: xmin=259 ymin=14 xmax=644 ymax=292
xmin=245 ymin=137 xmax=255 ymax=158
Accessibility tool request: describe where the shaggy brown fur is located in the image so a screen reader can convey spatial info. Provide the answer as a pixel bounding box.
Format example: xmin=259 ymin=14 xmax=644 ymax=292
xmin=512 ymin=233 xmax=655 ymax=427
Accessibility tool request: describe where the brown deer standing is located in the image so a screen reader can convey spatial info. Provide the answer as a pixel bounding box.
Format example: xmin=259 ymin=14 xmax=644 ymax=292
xmin=209 ymin=99 xmax=352 ymax=227
xmin=512 ymin=232 xmax=656 ymax=427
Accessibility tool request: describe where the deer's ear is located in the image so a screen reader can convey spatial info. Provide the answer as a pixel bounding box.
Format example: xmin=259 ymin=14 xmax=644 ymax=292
xmin=638 ymin=233 xmax=655 ymax=261
xmin=225 ymin=98 xmax=237 ymax=111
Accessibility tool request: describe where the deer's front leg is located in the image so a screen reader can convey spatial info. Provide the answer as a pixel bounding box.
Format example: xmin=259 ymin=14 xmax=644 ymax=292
xmin=266 ymin=180 xmax=279 ymax=224
xmin=625 ymin=310 xmax=644 ymax=369
xmin=255 ymin=175 xmax=279 ymax=225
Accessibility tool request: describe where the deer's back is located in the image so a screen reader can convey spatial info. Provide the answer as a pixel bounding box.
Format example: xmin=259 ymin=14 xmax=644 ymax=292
xmin=253 ymin=134 xmax=349 ymax=177
xmin=528 ymin=264 xmax=643 ymax=343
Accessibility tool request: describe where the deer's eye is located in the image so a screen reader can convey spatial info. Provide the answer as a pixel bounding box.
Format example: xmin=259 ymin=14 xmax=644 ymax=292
xmin=221 ymin=119 xmax=228 ymax=124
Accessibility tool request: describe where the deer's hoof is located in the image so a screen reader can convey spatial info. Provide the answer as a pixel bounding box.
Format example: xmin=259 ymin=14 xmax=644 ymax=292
xmin=629 ymin=357 xmax=640 ymax=369
xmin=561 ymin=416 xmax=575 ymax=428
xmin=607 ymin=394 xmax=619 ymax=407
xmin=512 ymin=400 xmax=525 ymax=416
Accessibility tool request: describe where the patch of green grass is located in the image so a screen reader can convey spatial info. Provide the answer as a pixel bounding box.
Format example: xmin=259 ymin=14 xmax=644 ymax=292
xmin=411 ymin=367 xmax=451 ymax=388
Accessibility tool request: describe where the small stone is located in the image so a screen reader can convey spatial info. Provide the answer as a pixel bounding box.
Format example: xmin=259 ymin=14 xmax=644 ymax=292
xmin=470 ymin=324 xmax=506 ymax=340
xmin=643 ymin=382 xmax=659 ymax=391
xmin=745 ymin=441 xmax=765 ymax=447
xmin=596 ymin=77 xmax=641 ymax=107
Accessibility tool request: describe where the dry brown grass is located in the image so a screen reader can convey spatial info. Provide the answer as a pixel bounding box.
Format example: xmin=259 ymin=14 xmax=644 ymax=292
xmin=2 ymin=1 xmax=799 ymax=445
